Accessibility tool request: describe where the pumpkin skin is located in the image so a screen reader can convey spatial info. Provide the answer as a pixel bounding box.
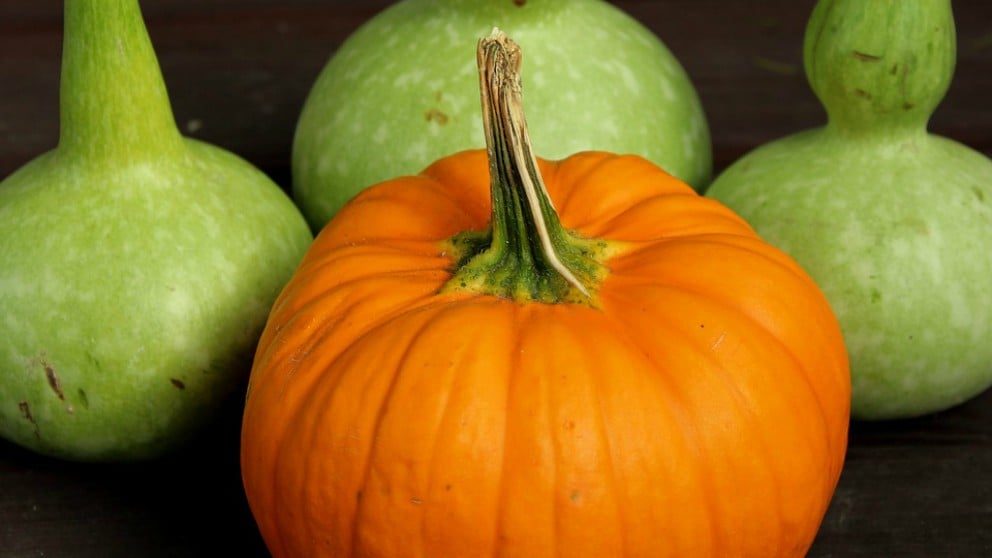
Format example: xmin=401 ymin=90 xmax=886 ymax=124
xmin=240 ymin=148 xmax=850 ymax=557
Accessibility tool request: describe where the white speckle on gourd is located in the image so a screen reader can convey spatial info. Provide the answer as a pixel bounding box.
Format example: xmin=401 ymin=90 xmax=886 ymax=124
xmin=404 ymin=142 xmax=430 ymax=164
xmin=372 ymin=123 xmax=390 ymax=145
xmin=615 ymin=63 xmax=642 ymax=95
xmin=681 ymin=133 xmax=695 ymax=160
xmin=393 ymin=69 xmax=426 ymax=88
xmin=658 ymin=78 xmax=676 ymax=102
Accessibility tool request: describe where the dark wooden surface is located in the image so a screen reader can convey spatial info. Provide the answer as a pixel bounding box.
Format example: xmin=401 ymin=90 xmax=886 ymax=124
xmin=1 ymin=1 xmax=990 ymax=556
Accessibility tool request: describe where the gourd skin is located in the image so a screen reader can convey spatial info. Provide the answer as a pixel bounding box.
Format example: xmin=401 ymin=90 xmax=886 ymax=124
xmin=706 ymin=0 xmax=992 ymax=419
xmin=0 ymin=0 xmax=314 ymax=461
xmin=292 ymin=0 xmax=711 ymax=229
xmin=241 ymin=151 xmax=850 ymax=557
xmin=0 ymin=141 xmax=313 ymax=461
xmin=707 ymin=132 xmax=992 ymax=419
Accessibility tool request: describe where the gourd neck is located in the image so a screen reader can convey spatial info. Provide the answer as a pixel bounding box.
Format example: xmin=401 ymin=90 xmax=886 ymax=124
xmin=58 ymin=0 xmax=184 ymax=164
xmin=804 ymin=0 xmax=955 ymax=139
xmin=442 ymin=30 xmax=606 ymax=306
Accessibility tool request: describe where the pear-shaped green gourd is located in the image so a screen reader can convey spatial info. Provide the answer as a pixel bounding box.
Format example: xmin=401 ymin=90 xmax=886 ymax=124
xmin=292 ymin=0 xmax=711 ymax=231
xmin=706 ymin=0 xmax=992 ymax=420
xmin=0 ymin=0 xmax=313 ymax=461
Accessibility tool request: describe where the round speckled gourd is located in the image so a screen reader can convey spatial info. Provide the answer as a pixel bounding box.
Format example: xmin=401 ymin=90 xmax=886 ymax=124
xmin=706 ymin=0 xmax=992 ymax=419
xmin=292 ymin=0 xmax=711 ymax=230
xmin=0 ymin=0 xmax=313 ymax=461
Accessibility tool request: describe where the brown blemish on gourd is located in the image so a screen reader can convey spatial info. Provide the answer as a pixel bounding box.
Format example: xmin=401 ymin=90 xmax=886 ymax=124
xmin=40 ymin=359 xmax=65 ymax=401
xmin=18 ymin=401 xmax=34 ymax=422
xmin=854 ymin=88 xmax=872 ymax=99
xmin=171 ymin=378 xmax=186 ymax=390
xmin=425 ymin=108 xmax=449 ymax=125
xmin=18 ymin=401 xmax=41 ymax=438
xmin=513 ymin=0 xmax=526 ymax=6
xmin=852 ymin=51 xmax=882 ymax=61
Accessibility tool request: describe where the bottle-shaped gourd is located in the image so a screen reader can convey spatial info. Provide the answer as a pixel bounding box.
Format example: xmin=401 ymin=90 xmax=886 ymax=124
xmin=0 ymin=0 xmax=313 ymax=461
xmin=706 ymin=0 xmax=992 ymax=419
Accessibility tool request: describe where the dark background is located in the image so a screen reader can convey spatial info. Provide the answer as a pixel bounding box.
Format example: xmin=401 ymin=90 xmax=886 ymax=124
xmin=1 ymin=1 xmax=990 ymax=556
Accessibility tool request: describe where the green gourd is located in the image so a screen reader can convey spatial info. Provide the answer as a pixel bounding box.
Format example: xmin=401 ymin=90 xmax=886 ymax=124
xmin=0 ymin=0 xmax=313 ymax=461
xmin=292 ymin=0 xmax=712 ymax=231
xmin=706 ymin=0 xmax=992 ymax=419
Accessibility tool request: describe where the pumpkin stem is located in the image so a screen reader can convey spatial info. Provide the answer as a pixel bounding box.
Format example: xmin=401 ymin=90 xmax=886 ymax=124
xmin=442 ymin=29 xmax=607 ymax=305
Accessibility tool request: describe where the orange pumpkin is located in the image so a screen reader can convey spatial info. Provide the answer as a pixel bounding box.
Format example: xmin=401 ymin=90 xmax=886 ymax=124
xmin=241 ymin=31 xmax=850 ymax=558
